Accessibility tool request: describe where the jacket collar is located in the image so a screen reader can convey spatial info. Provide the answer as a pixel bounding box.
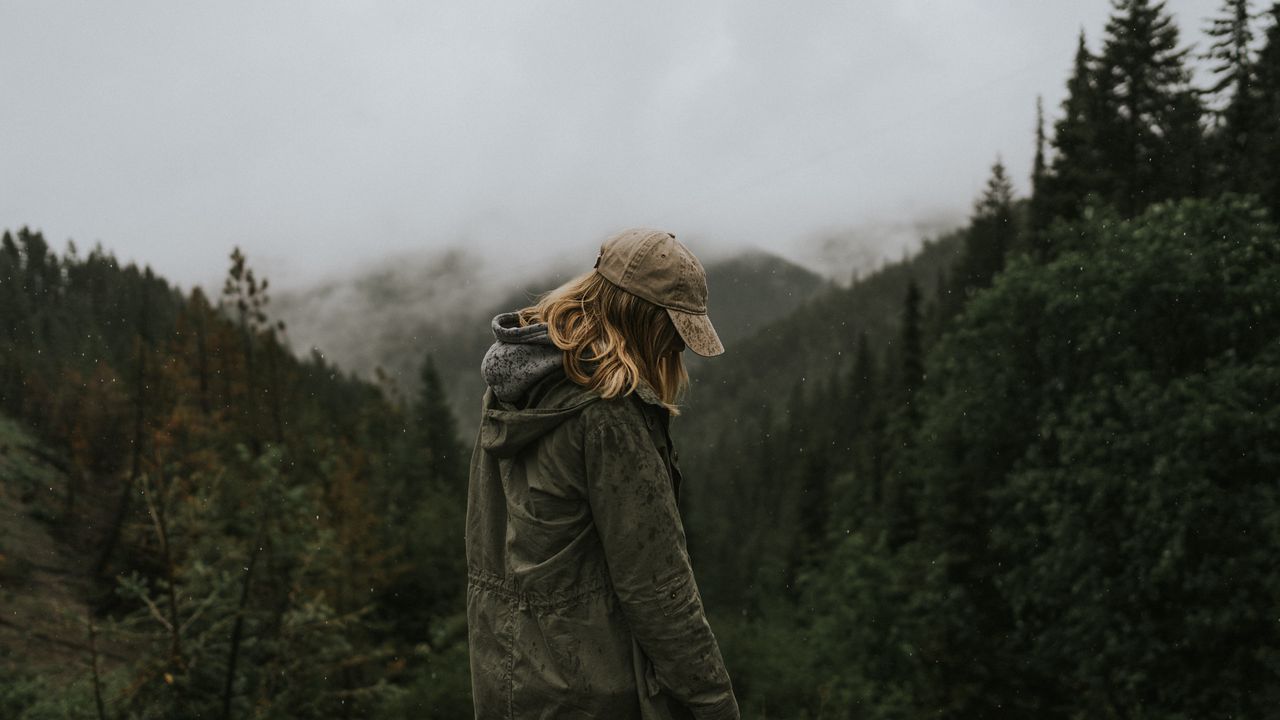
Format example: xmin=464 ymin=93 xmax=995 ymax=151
xmin=633 ymin=379 xmax=667 ymax=409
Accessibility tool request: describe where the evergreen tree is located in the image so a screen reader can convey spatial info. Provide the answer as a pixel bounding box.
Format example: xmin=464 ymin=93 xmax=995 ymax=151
xmin=910 ymin=195 xmax=1280 ymax=717
xmin=956 ymin=158 xmax=1016 ymax=296
xmin=1254 ymin=2 xmax=1280 ymax=216
xmin=1204 ymin=0 xmax=1261 ymax=192
xmin=899 ymin=280 xmax=924 ymax=412
xmin=883 ymin=280 xmax=925 ymax=548
xmin=839 ymin=330 xmax=885 ymax=512
xmin=1028 ymin=96 xmax=1053 ymax=260
xmin=1095 ymin=0 xmax=1205 ymax=214
xmin=1043 ymin=31 xmax=1108 ymax=224
xmin=0 ymin=232 xmax=21 ymax=413
xmin=411 ymin=354 xmax=463 ymax=487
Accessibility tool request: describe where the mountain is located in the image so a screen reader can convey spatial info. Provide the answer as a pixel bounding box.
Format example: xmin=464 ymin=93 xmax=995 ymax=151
xmin=679 ymin=229 xmax=964 ymax=428
xmin=273 ymin=248 xmax=829 ymax=429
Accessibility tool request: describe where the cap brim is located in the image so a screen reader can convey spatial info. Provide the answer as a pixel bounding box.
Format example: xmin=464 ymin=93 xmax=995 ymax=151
xmin=667 ymin=308 xmax=725 ymax=357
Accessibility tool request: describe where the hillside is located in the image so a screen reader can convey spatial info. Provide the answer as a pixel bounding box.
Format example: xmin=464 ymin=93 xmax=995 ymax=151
xmin=0 ymin=413 xmax=127 ymax=682
xmin=274 ymin=248 xmax=828 ymax=427
xmin=679 ymin=229 xmax=963 ymax=427
xmin=673 ymin=227 xmax=966 ymax=604
xmin=0 ymin=230 xmax=474 ymax=716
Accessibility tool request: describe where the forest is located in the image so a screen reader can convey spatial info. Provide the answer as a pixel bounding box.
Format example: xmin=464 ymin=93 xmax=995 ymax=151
xmin=2 ymin=0 xmax=1279 ymax=717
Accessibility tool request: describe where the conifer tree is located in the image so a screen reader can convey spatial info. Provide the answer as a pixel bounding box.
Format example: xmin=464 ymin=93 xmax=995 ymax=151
xmin=883 ymin=281 xmax=925 ymax=547
xmin=95 ymin=267 xmax=156 ymax=577
xmin=1095 ymin=0 xmax=1205 ymax=214
xmin=1204 ymin=0 xmax=1261 ymax=191
xmin=956 ymin=159 xmax=1015 ymax=296
xmin=838 ymin=330 xmax=885 ymax=513
xmin=1044 ymin=31 xmax=1108 ymax=223
xmin=900 ymin=280 xmax=924 ymax=415
xmin=220 ymin=247 xmax=282 ymax=452
xmin=1255 ymin=2 xmax=1280 ymax=216
xmin=0 ymin=232 xmax=20 ymax=413
xmin=412 ymin=354 xmax=462 ymax=485
xmin=1029 ymin=96 xmax=1053 ymax=260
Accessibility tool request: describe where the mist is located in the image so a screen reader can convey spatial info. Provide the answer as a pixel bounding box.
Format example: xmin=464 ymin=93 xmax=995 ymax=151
xmin=2 ymin=0 xmax=1220 ymax=293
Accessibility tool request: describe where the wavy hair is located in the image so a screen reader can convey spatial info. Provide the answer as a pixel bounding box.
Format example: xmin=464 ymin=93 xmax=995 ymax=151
xmin=517 ymin=270 xmax=688 ymax=415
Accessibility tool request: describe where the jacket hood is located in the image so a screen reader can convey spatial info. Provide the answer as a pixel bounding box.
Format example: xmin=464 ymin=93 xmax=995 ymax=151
xmin=481 ymin=312 xmax=563 ymax=404
xmin=479 ymin=312 xmax=598 ymax=458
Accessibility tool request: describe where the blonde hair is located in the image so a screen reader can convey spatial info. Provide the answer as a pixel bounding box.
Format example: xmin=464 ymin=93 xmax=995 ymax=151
xmin=518 ymin=270 xmax=689 ymax=415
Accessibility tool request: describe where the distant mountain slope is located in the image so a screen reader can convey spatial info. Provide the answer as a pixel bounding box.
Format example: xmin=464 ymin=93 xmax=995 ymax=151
xmin=673 ymin=228 xmax=966 ymax=484
xmin=680 ymin=229 xmax=962 ymax=415
xmin=274 ymin=248 xmax=827 ymax=428
xmin=700 ymin=250 xmax=831 ymax=346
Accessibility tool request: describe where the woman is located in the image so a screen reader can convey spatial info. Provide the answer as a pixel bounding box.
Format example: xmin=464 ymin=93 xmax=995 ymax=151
xmin=466 ymin=228 xmax=740 ymax=720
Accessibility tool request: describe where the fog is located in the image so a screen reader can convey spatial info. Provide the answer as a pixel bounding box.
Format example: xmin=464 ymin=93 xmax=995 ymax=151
xmin=1 ymin=0 xmax=1220 ymax=292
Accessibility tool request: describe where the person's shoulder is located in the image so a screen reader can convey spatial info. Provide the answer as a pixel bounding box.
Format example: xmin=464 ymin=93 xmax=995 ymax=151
xmin=580 ymin=385 xmax=666 ymax=436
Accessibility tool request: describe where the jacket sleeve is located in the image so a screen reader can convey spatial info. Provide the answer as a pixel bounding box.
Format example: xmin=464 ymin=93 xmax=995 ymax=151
xmin=584 ymin=411 xmax=740 ymax=720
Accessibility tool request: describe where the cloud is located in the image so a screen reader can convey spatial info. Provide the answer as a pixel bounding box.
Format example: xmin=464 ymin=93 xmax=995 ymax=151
xmin=0 ymin=0 xmax=1222 ymax=291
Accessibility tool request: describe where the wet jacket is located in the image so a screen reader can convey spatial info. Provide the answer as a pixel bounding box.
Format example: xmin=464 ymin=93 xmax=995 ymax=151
xmin=465 ymin=312 xmax=740 ymax=720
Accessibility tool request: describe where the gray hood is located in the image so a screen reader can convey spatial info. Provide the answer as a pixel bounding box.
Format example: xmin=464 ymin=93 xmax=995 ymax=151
xmin=480 ymin=311 xmax=565 ymax=404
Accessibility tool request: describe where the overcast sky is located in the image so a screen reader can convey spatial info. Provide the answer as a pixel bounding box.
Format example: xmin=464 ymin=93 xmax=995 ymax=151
xmin=2 ymin=0 xmax=1223 ymax=291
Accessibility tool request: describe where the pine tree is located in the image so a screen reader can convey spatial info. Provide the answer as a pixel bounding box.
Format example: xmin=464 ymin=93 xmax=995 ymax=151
xmin=1028 ymin=96 xmax=1053 ymax=260
xmin=0 ymin=232 xmax=21 ymax=413
xmin=900 ymin=280 xmax=924 ymax=414
xmin=1204 ymin=0 xmax=1261 ymax=192
xmin=412 ymin=354 xmax=463 ymax=486
xmin=957 ymin=158 xmax=1016 ymax=296
xmin=94 ymin=267 xmax=156 ymax=577
xmin=1044 ymin=31 xmax=1108 ymax=223
xmin=1095 ymin=0 xmax=1205 ymax=214
xmin=219 ymin=247 xmax=282 ymax=453
xmin=883 ymin=281 xmax=925 ymax=548
xmin=1255 ymin=3 xmax=1280 ymax=216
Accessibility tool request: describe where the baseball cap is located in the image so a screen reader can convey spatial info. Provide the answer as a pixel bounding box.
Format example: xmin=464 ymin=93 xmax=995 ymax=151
xmin=593 ymin=228 xmax=725 ymax=357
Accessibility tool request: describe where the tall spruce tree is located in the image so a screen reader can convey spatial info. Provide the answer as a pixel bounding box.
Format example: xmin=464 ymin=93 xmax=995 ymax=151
xmin=1095 ymin=0 xmax=1205 ymax=214
xmin=899 ymin=280 xmax=924 ymax=415
xmin=1029 ymin=96 xmax=1053 ymax=260
xmin=1255 ymin=3 xmax=1280 ymax=216
xmin=883 ymin=280 xmax=925 ymax=548
xmin=412 ymin=354 xmax=462 ymax=485
xmin=957 ymin=159 xmax=1015 ymax=295
xmin=1204 ymin=0 xmax=1261 ymax=192
xmin=1044 ymin=31 xmax=1108 ymax=223
xmin=845 ymin=331 xmax=884 ymax=508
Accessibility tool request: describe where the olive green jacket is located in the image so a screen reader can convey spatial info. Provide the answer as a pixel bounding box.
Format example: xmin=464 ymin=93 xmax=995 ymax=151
xmin=465 ymin=363 xmax=739 ymax=719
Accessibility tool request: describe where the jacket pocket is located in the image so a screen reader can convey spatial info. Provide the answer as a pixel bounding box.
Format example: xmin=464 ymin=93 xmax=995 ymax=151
xmin=654 ymin=572 xmax=696 ymax=618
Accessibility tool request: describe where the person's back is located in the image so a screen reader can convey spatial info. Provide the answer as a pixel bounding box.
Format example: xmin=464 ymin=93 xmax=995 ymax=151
xmin=465 ymin=229 xmax=740 ymax=720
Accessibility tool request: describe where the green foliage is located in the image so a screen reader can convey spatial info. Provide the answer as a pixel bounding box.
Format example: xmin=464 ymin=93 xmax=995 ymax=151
xmin=908 ymin=195 xmax=1280 ymax=717
xmin=1038 ymin=2 xmax=1208 ymax=230
xmin=0 ymin=666 xmax=101 ymax=720
xmin=1253 ymin=3 xmax=1280 ymax=217
xmin=804 ymin=530 xmax=923 ymax=720
xmin=953 ymin=159 xmax=1015 ymax=297
xmin=712 ymin=612 xmax=822 ymax=720
xmin=680 ymin=230 xmax=965 ymax=610
xmin=1095 ymin=0 xmax=1205 ymax=213
xmin=376 ymin=614 xmax=473 ymax=719
xmin=685 ymin=195 xmax=1280 ymax=719
xmin=0 ymin=238 xmax=474 ymax=718
xmin=1042 ymin=31 xmax=1108 ymax=225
